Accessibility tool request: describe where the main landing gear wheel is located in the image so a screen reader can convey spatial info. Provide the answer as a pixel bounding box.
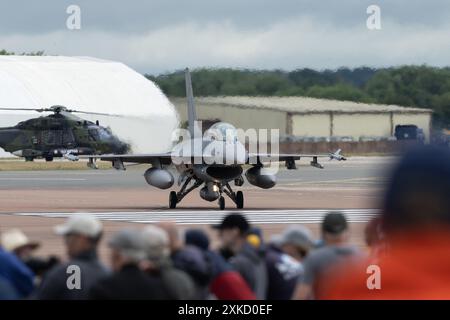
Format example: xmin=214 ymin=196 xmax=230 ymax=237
xmin=236 ymin=191 xmax=244 ymax=209
xmin=219 ymin=196 xmax=225 ymax=210
xmin=167 ymin=176 xmax=203 ymax=209
xmin=169 ymin=191 xmax=178 ymax=209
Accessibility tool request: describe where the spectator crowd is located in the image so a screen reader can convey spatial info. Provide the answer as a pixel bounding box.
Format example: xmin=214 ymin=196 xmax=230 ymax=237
xmin=0 ymin=145 xmax=449 ymax=300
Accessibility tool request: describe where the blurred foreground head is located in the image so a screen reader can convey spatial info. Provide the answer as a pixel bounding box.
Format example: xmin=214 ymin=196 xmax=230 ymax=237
xmin=108 ymin=229 xmax=147 ymax=272
xmin=185 ymin=229 xmax=210 ymax=251
xmin=272 ymin=225 xmax=314 ymax=261
xmin=321 ymin=212 xmax=349 ymax=245
xmin=141 ymin=225 xmax=170 ymax=267
xmin=213 ymin=213 xmax=250 ymax=252
xmin=156 ymin=221 xmax=182 ymax=253
xmin=54 ymin=214 xmax=103 ymax=258
xmin=1 ymin=229 xmax=40 ymax=259
xmin=382 ymin=145 xmax=450 ymax=233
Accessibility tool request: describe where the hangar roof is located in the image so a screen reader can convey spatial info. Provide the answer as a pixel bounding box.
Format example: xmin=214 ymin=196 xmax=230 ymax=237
xmin=0 ymin=55 xmax=176 ymax=118
xmin=172 ymin=96 xmax=432 ymax=114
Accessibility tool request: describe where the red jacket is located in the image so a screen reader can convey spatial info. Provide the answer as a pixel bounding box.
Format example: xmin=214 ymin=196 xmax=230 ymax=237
xmin=210 ymin=271 xmax=256 ymax=300
xmin=322 ymin=230 xmax=450 ymax=300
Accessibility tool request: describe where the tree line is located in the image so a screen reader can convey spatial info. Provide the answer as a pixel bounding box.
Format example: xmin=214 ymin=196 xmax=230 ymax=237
xmin=1 ymin=50 xmax=448 ymax=128
xmin=0 ymin=49 xmax=44 ymax=56
xmin=147 ymin=66 xmax=450 ymax=128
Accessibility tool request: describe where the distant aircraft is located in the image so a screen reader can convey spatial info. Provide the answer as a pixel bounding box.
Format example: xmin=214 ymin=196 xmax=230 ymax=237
xmin=0 ymin=106 xmax=130 ymax=161
xmin=82 ymin=68 xmax=346 ymax=210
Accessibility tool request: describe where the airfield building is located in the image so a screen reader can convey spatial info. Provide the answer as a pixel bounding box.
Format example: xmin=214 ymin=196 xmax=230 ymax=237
xmin=170 ymin=96 xmax=432 ymax=141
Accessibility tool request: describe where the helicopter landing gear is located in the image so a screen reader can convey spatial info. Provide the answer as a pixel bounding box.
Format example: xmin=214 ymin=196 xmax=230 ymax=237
xmin=24 ymin=157 xmax=34 ymax=162
xmin=87 ymin=157 xmax=98 ymax=169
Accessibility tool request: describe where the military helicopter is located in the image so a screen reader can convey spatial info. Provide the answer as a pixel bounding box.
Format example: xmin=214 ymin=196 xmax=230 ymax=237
xmin=0 ymin=105 xmax=130 ymax=161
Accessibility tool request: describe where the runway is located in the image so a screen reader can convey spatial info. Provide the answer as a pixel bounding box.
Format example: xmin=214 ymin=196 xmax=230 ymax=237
xmin=0 ymin=157 xmax=394 ymax=212
xmin=10 ymin=208 xmax=379 ymax=225
xmin=0 ymin=156 xmax=393 ymax=189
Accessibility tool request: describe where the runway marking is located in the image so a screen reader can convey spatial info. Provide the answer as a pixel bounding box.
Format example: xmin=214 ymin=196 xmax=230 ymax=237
xmin=10 ymin=209 xmax=379 ymax=225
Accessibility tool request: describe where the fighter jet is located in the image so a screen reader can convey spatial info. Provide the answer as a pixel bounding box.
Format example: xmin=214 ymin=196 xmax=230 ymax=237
xmin=83 ymin=68 xmax=346 ymax=210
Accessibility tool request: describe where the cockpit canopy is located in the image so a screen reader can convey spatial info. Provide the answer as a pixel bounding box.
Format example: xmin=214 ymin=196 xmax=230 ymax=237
xmin=88 ymin=126 xmax=113 ymax=141
xmin=205 ymin=122 xmax=238 ymax=142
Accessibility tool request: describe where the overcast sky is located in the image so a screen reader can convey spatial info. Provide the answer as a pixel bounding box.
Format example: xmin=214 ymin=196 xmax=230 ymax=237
xmin=0 ymin=0 xmax=449 ymax=74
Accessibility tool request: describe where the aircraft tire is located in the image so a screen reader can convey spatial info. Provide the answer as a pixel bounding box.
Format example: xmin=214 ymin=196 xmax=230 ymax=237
xmin=169 ymin=191 xmax=177 ymax=209
xmin=219 ymin=196 xmax=225 ymax=210
xmin=236 ymin=191 xmax=244 ymax=209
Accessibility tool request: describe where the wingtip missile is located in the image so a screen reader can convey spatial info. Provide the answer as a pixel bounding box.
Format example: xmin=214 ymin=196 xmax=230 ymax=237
xmin=329 ymin=149 xmax=347 ymax=161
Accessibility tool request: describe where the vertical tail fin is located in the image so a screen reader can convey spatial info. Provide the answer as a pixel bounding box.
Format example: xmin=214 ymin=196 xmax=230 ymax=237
xmin=185 ymin=68 xmax=197 ymax=137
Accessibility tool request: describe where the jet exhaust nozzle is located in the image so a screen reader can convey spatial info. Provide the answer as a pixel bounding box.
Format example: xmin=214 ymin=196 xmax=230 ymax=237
xmin=144 ymin=168 xmax=174 ymax=189
xmin=245 ymin=166 xmax=277 ymax=189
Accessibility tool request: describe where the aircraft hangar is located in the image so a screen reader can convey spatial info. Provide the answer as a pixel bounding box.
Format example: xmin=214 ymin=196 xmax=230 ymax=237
xmin=170 ymin=96 xmax=433 ymax=141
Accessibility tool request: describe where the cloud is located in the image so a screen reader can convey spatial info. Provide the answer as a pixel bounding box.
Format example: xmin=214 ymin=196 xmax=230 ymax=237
xmin=1 ymin=16 xmax=449 ymax=73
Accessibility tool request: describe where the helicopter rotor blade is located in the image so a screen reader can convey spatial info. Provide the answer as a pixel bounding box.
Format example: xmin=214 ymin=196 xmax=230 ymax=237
xmin=66 ymin=109 xmax=124 ymax=117
xmin=0 ymin=106 xmax=124 ymax=117
xmin=0 ymin=107 xmax=46 ymax=112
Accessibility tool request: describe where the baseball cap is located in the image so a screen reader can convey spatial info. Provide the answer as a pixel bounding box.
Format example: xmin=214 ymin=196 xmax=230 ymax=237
xmin=322 ymin=212 xmax=348 ymax=234
xmin=1 ymin=229 xmax=40 ymax=252
xmin=212 ymin=214 xmax=250 ymax=233
xmin=273 ymin=225 xmax=314 ymax=250
xmin=108 ymin=229 xmax=147 ymax=261
xmin=54 ymin=214 xmax=103 ymax=238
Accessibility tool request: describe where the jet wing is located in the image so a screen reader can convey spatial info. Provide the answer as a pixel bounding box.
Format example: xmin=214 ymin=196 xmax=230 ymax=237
xmin=79 ymin=153 xmax=217 ymax=166
xmin=247 ymin=149 xmax=346 ymax=169
xmin=80 ymin=149 xmax=346 ymax=169
xmin=248 ymin=153 xmax=329 ymax=161
xmin=79 ymin=153 xmax=174 ymax=165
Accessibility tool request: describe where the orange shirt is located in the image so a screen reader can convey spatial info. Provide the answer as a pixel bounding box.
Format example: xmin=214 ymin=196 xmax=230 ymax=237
xmin=321 ymin=231 xmax=450 ymax=300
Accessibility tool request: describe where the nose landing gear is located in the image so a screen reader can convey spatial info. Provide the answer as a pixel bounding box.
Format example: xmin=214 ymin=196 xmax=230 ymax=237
xmin=218 ymin=196 xmax=225 ymax=210
xmin=167 ymin=177 xmax=244 ymax=210
xmin=169 ymin=191 xmax=177 ymax=209
xmin=222 ymin=183 xmax=244 ymax=209
xmin=235 ymin=191 xmax=244 ymax=209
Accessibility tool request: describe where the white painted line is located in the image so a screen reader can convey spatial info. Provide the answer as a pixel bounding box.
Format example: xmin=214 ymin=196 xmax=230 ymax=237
xmin=9 ymin=209 xmax=379 ymax=225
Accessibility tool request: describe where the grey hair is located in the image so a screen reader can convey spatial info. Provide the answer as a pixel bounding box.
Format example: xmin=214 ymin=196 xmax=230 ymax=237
xmin=141 ymin=225 xmax=170 ymax=263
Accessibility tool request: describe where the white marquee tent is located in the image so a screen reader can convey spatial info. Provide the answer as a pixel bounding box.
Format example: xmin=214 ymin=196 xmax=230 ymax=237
xmin=0 ymin=56 xmax=179 ymax=156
